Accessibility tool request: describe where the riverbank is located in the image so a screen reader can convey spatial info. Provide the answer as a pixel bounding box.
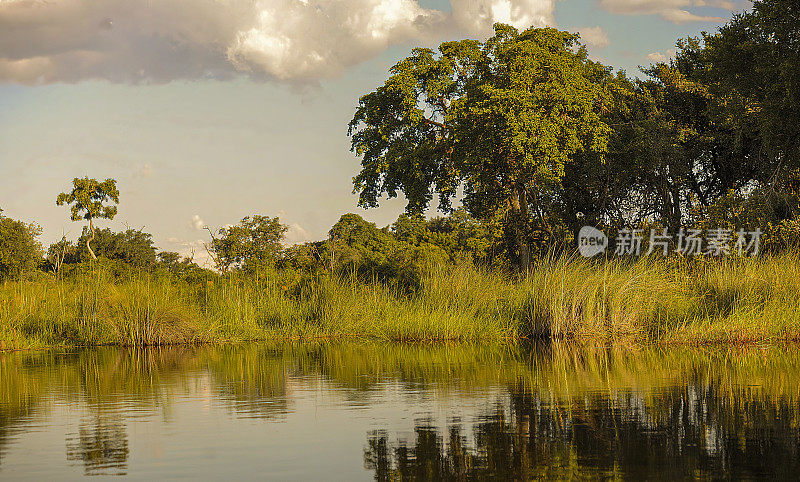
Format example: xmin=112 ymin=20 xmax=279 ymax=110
xmin=2 ymin=253 xmax=799 ymax=350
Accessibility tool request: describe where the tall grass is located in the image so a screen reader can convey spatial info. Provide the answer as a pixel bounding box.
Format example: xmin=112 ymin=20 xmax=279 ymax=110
xmin=1 ymin=252 xmax=799 ymax=349
xmin=0 ymin=266 xmax=204 ymax=348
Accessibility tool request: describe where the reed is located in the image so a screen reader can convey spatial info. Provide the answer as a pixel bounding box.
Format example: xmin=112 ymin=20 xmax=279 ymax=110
xmin=1 ymin=252 xmax=799 ymax=349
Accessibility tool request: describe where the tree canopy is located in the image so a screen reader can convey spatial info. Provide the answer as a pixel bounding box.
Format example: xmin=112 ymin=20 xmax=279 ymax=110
xmin=349 ymin=24 xmax=617 ymax=270
xmin=73 ymin=228 xmax=157 ymax=267
xmin=0 ymin=211 xmax=43 ymax=280
xmin=211 ymin=215 xmax=287 ymax=272
xmin=56 ymin=177 xmax=119 ymax=260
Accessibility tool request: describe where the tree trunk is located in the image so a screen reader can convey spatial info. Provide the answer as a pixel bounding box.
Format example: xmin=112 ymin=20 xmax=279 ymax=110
xmin=510 ymin=185 xmax=530 ymax=274
xmin=87 ymin=216 xmax=97 ymax=260
xmin=330 ymin=234 xmax=335 ymax=271
xmin=669 ymin=182 xmax=682 ymax=233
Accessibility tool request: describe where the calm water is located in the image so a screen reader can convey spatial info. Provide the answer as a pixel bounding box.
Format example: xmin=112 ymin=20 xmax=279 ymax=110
xmin=1 ymin=343 xmax=800 ymax=480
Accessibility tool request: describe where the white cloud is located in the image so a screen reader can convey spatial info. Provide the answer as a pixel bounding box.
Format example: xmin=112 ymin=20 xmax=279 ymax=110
xmin=164 ymin=237 xmax=213 ymax=268
xmin=577 ymin=26 xmax=609 ymax=48
xmin=190 ymin=214 xmax=205 ymax=231
xmin=659 ymin=9 xmax=724 ymax=23
xmin=646 ymin=48 xmax=676 ymax=63
xmin=450 ymin=0 xmax=555 ymax=37
xmin=284 ymin=222 xmax=313 ymax=245
xmin=598 ymin=0 xmax=728 ymax=23
xmin=0 ymin=0 xmax=555 ymax=85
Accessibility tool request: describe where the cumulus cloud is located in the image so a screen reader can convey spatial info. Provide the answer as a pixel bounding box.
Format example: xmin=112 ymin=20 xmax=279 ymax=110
xmin=190 ymin=214 xmax=205 ymax=231
xmin=576 ymin=26 xmax=609 ymax=48
xmin=450 ymin=0 xmax=555 ymax=37
xmin=646 ymin=48 xmax=676 ymax=63
xmin=284 ymin=222 xmax=313 ymax=245
xmin=0 ymin=0 xmax=555 ymax=85
xmin=598 ymin=0 xmax=728 ymax=23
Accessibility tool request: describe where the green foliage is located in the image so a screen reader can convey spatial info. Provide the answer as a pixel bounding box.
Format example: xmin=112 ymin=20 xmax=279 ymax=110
xmin=56 ymin=177 xmax=119 ymax=223
xmin=44 ymin=236 xmax=74 ymax=275
xmin=698 ymin=0 xmax=800 ymax=171
xmin=211 ymin=215 xmax=287 ymax=273
xmin=0 ymin=213 xmax=44 ymax=280
xmin=329 ymin=213 xmax=397 ymax=268
xmin=349 ymin=25 xmax=613 ymax=213
xmin=690 ymin=170 xmax=800 ymax=252
xmin=73 ymin=228 xmax=157 ymax=267
xmin=274 ymin=211 xmax=499 ymax=283
xmin=349 ymin=24 xmax=617 ymax=269
xmin=533 ymin=0 xmax=800 ymax=243
xmin=156 ymin=251 xmax=180 ymax=266
xmin=605 ymin=0 xmax=800 ymax=236
xmin=320 ymin=212 xmax=496 ymax=291
xmin=426 ymin=209 xmax=505 ymax=264
xmin=276 ymin=243 xmax=323 ymax=272
xmin=56 ymin=177 xmax=120 ymax=260
xmin=42 ymin=228 xmax=212 ymax=281
xmin=156 ymin=251 xmax=214 ymax=282
xmin=325 ymin=213 xmax=417 ymax=288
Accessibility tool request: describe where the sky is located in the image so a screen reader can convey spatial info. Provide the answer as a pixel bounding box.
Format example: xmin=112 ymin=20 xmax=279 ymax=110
xmin=0 ymin=0 xmax=749 ymax=266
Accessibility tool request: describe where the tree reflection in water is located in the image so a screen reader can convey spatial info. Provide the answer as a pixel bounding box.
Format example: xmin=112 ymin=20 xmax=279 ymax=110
xmin=365 ymin=383 xmax=800 ymax=480
xmin=66 ymin=415 xmax=129 ymax=476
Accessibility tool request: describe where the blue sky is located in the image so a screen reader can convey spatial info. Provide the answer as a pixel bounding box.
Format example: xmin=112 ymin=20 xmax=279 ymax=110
xmin=0 ymin=0 xmax=749 ymax=265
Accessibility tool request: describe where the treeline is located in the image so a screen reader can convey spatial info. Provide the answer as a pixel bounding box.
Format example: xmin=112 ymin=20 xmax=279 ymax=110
xmin=230 ymin=211 xmax=502 ymax=288
xmin=0 ymin=206 xmax=504 ymax=290
xmin=0 ymin=217 xmax=211 ymax=282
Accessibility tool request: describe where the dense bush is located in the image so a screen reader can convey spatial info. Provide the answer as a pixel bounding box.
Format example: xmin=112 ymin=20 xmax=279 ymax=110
xmin=0 ymin=211 xmax=44 ymax=280
xmin=690 ymin=170 xmax=800 ymax=253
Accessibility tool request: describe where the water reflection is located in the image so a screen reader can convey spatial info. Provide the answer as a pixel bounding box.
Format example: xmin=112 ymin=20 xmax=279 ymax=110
xmin=364 ymin=344 xmax=800 ymax=480
xmin=365 ymin=385 xmax=800 ymax=480
xmin=1 ymin=343 xmax=800 ymax=478
xmin=66 ymin=415 xmax=129 ymax=476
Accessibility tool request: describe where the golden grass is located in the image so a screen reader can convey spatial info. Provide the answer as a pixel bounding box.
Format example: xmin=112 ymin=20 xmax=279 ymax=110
xmin=1 ymin=252 xmax=799 ymax=349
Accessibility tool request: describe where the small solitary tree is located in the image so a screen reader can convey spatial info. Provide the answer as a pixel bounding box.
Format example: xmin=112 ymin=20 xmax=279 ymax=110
xmin=210 ymin=215 xmax=287 ymax=273
xmin=56 ymin=177 xmax=120 ymax=260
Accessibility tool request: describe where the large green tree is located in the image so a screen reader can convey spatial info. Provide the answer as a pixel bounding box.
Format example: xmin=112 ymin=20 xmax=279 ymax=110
xmin=598 ymin=0 xmax=800 ymax=234
xmin=56 ymin=177 xmax=119 ymax=260
xmin=696 ymin=0 xmax=800 ymax=176
xmin=349 ymin=25 xmax=615 ymax=270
